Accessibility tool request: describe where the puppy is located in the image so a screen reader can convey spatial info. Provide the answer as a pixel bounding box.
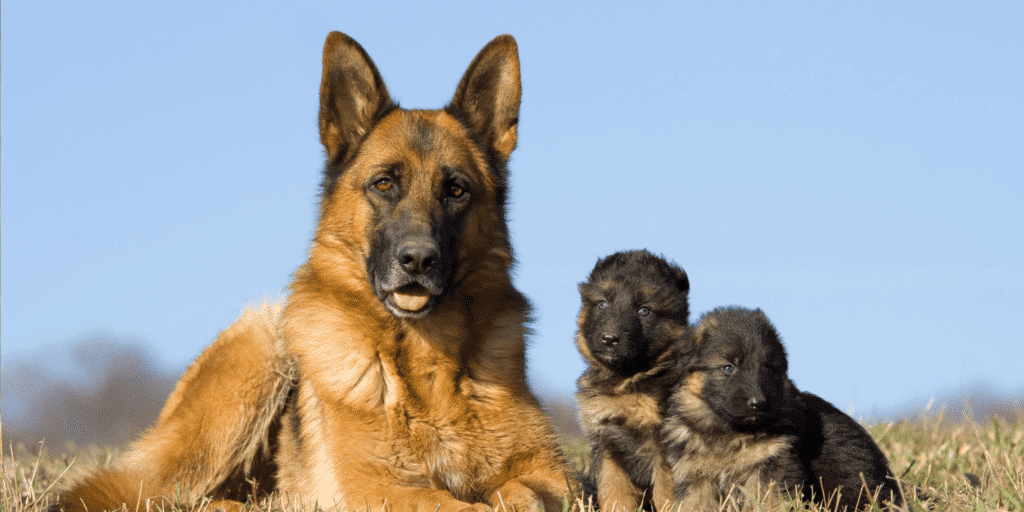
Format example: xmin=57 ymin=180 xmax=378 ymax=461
xmin=661 ymin=307 xmax=905 ymax=511
xmin=575 ymin=250 xmax=690 ymax=512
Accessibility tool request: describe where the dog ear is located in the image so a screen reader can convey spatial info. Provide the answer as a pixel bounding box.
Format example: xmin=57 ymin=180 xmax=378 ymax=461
xmin=448 ymin=35 xmax=522 ymax=164
xmin=319 ymin=32 xmax=394 ymax=165
xmin=752 ymin=308 xmax=781 ymax=342
xmin=673 ymin=268 xmax=690 ymax=295
xmin=752 ymin=308 xmax=788 ymax=367
xmin=672 ymin=323 xmax=706 ymax=373
xmin=690 ymin=317 xmax=717 ymax=349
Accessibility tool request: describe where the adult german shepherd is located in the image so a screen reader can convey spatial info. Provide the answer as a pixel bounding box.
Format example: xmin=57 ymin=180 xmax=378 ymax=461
xmin=54 ymin=32 xmax=570 ymax=512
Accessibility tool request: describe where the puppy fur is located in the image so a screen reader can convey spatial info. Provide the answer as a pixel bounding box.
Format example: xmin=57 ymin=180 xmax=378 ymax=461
xmin=575 ymin=250 xmax=690 ymax=512
xmin=661 ymin=307 xmax=905 ymax=511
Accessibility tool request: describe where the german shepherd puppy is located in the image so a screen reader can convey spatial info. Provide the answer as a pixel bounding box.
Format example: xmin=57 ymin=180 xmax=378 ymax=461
xmin=575 ymin=250 xmax=690 ymax=512
xmin=660 ymin=307 xmax=905 ymax=511
xmin=53 ymin=32 xmax=570 ymax=512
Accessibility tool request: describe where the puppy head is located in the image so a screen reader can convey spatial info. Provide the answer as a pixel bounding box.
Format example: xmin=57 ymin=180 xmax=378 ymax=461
xmin=575 ymin=250 xmax=689 ymax=376
xmin=675 ymin=307 xmax=790 ymax=430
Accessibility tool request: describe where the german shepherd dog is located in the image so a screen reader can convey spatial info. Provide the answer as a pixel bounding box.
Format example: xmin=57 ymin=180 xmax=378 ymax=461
xmin=54 ymin=32 xmax=570 ymax=512
xmin=660 ymin=307 xmax=905 ymax=511
xmin=574 ymin=250 xmax=690 ymax=512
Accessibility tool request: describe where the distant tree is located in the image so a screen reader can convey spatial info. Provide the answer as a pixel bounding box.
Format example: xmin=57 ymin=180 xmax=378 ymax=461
xmin=2 ymin=336 xmax=180 ymax=450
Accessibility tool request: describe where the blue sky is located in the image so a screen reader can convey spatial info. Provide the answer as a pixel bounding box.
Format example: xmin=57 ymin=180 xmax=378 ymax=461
xmin=3 ymin=1 xmax=1022 ymax=426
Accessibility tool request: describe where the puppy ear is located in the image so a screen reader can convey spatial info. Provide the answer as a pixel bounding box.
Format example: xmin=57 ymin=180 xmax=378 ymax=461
xmin=752 ymin=308 xmax=783 ymax=341
xmin=448 ymin=35 xmax=522 ymax=164
xmin=677 ymin=319 xmax=713 ymax=363
xmin=319 ymin=32 xmax=394 ymax=165
xmin=673 ymin=267 xmax=690 ymax=294
xmin=691 ymin=320 xmax=714 ymax=349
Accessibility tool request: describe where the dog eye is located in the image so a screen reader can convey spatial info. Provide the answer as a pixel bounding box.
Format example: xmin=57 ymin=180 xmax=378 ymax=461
xmin=638 ymin=306 xmax=651 ymax=317
xmin=721 ymin=364 xmax=735 ymax=375
xmin=447 ymin=183 xmax=465 ymax=198
xmin=597 ymin=300 xmax=608 ymax=309
xmin=374 ymin=178 xmax=394 ymax=192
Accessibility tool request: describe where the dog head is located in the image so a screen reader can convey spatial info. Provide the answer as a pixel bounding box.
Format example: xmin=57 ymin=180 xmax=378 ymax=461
xmin=575 ymin=250 xmax=690 ymax=376
xmin=673 ymin=307 xmax=790 ymax=430
xmin=309 ymin=32 xmax=521 ymax=319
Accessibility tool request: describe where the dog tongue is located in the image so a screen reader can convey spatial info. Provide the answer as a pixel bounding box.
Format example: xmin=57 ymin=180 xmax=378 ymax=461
xmin=393 ymin=289 xmax=430 ymax=311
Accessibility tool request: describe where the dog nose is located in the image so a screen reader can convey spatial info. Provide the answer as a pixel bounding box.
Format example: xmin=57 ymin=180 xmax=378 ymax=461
xmin=600 ymin=333 xmax=619 ymax=346
xmin=747 ymin=397 xmax=765 ymax=411
xmin=398 ymin=240 xmax=439 ymax=275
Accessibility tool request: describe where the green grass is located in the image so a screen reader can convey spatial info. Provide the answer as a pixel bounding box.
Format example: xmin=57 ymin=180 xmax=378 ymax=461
xmin=5 ymin=408 xmax=1022 ymax=512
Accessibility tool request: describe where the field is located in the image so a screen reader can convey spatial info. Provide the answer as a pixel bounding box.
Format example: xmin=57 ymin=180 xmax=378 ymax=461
xmin=3 ymin=406 xmax=1021 ymax=512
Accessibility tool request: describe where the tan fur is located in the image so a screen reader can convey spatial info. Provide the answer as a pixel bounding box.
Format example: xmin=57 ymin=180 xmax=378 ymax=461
xmin=54 ymin=33 xmax=568 ymax=512
xmin=578 ymin=384 xmax=663 ymax=512
xmin=576 ymin=333 xmax=679 ymax=512
xmin=56 ymin=304 xmax=294 ymax=511
xmin=596 ymin=452 xmax=641 ymax=512
xmin=579 ymin=387 xmax=662 ymax=429
xmin=650 ymin=458 xmax=675 ymax=512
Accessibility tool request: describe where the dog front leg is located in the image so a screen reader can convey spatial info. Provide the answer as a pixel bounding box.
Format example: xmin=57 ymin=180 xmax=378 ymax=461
xmin=595 ymin=453 xmax=641 ymax=512
xmin=651 ymin=456 xmax=676 ymax=512
xmin=342 ymin=486 xmax=492 ymax=512
xmin=487 ymin=467 xmax=572 ymax=512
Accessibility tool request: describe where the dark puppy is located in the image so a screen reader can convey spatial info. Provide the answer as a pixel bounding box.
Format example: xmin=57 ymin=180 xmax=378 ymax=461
xmin=661 ymin=307 xmax=905 ymax=511
xmin=797 ymin=391 xmax=906 ymax=510
xmin=575 ymin=250 xmax=690 ymax=512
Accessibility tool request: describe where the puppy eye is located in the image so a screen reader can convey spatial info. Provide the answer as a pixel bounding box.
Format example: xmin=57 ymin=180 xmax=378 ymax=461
xmin=721 ymin=364 xmax=735 ymax=375
xmin=638 ymin=306 xmax=651 ymax=317
xmin=597 ymin=300 xmax=608 ymax=309
xmin=374 ymin=177 xmax=393 ymax=192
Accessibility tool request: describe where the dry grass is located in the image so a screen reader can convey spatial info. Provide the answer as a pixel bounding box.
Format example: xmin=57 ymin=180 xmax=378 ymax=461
xmin=4 ymin=406 xmax=1022 ymax=512
xmin=874 ymin=406 xmax=1024 ymax=512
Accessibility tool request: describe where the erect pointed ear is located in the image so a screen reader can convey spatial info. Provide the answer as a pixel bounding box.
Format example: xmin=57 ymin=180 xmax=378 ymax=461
xmin=448 ymin=34 xmax=522 ymax=164
xmin=319 ymin=32 xmax=394 ymax=164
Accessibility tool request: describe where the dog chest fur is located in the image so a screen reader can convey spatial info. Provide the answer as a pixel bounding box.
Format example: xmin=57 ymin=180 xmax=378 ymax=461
xmin=278 ymin=289 xmax=536 ymax=504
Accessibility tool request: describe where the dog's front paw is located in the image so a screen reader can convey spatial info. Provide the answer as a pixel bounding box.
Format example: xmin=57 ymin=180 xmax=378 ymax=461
xmin=459 ymin=503 xmax=495 ymax=512
xmin=204 ymin=499 xmax=246 ymax=512
xmin=490 ymin=481 xmax=544 ymax=512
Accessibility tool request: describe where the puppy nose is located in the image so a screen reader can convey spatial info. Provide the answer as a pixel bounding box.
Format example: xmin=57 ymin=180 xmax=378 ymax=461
xmin=600 ymin=333 xmax=619 ymax=346
xmin=398 ymin=240 xmax=439 ymax=275
xmin=747 ymin=397 xmax=765 ymax=411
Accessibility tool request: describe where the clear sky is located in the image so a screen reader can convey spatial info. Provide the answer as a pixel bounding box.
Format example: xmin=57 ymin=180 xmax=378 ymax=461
xmin=3 ymin=1 xmax=1022 ymax=425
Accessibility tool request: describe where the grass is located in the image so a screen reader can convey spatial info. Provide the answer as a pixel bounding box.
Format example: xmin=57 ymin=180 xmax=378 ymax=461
xmin=4 ymin=406 xmax=1022 ymax=512
xmin=878 ymin=407 xmax=1024 ymax=512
